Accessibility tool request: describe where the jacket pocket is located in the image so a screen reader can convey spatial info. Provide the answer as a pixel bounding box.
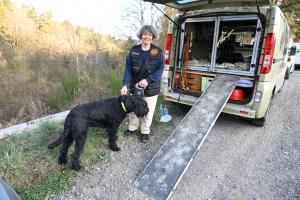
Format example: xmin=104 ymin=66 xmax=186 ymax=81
xmin=149 ymin=57 xmax=158 ymax=65
xmin=131 ymin=53 xmax=140 ymax=74
xmin=145 ymin=81 xmax=160 ymax=96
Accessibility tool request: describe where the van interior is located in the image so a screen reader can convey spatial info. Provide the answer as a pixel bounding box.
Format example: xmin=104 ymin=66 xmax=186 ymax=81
xmin=174 ymin=15 xmax=261 ymax=103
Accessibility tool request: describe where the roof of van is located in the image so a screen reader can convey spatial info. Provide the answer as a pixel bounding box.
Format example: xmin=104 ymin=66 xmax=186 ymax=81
xmin=145 ymin=0 xmax=272 ymax=11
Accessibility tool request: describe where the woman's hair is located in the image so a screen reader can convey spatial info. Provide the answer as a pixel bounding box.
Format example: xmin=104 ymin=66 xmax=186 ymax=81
xmin=136 ymin=25 xmax=158 ymax=40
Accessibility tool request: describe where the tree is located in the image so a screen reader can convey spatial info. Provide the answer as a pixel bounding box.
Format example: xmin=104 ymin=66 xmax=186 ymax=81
xmin=62 ymin=21 xmax=82 ymax=81
xmin=121 ymin=0 xmax=146 ymax=34
xmin=280 ymin=0 xmax=300 ymax=41
xmin=90 ymin=26 xmax=107 ymax=72
xmin=104 ymin=49 xmax=119 ymax=69
xmin=27 ymin=6 xmax=37 ymax=19
xmin=36 ymin=10 xmax=53 ymax=33
xmin=118 ymin=0 xmax=163 ymax=40
xmin=153 ymin=6 xmax=177 ymax=50
xmin=0 ymin=0 xmax=12 ymax=46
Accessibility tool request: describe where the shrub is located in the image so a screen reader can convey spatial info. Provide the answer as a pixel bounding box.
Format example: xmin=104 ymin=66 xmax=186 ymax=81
xmin=108 ymin=68 xmax=122 ymax=96
xmin=46 ymin=73 xmax=81 ymax=109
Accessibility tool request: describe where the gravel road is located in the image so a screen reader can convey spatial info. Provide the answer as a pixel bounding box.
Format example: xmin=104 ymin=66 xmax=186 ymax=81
xmin=47 ymin=70 xmax=300 ymax=200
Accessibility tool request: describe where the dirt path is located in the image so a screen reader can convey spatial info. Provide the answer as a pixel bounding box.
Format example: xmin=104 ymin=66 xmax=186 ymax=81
xmin=47 ymin=71 xmax=300 ymax=200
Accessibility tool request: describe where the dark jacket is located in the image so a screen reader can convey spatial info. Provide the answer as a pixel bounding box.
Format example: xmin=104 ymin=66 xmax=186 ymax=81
xmin=122 ymin=44 xmax=164 ymax=97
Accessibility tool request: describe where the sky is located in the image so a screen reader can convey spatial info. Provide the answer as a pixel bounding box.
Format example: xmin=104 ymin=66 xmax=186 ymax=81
xmin=12 ymin=0 xmax=123 ymax=36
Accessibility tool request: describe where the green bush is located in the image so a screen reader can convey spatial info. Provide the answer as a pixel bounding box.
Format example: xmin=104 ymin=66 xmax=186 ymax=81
xmin=108 ymin=68 xmax=122 ymax=96
xmin=46 ymin=73 xmax=81 ymax=109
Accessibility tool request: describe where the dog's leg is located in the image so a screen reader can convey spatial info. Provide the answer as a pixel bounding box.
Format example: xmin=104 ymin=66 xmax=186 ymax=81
xmin=107 ymin=127 xmax=120 ymax=151
xmin=71 ymin=134 xmax=87 ymax=171
xmin=71 ymin=127 xmax=89 ymax=171
xmin=48 ymin=117 xmax=72 ymax=149
xmin=58 ymin=134 xmax=73 ymax=165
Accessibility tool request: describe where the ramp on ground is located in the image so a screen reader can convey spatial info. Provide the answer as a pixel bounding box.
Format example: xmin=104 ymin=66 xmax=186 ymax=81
xmin=134 ymin=74 xmax=240 ymax=200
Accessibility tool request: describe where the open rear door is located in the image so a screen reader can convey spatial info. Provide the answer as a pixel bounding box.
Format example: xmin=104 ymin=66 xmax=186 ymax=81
xmin=144 ymin=0 xmax=271 ymax=11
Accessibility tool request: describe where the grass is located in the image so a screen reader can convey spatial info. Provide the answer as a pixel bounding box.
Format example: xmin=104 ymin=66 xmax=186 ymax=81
xmin=0 ymin=120 xmax=122 ymax=199
xmin=0 ymin=94 xmax=186 ymax=199
xmin=46 ymin=74 xmax=81 ymax=110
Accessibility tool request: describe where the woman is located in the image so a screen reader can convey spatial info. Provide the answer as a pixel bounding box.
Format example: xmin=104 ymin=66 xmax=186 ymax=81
xmin=120 ymin=25 xmax=164 ymax=143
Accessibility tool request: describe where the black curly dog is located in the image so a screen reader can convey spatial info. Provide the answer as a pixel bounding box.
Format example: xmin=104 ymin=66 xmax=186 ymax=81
xmin=47 ymin=95 xmax=149 ymax=171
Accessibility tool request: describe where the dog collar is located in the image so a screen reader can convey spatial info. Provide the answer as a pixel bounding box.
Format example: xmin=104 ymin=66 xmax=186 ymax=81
xmin=121 ymin=102 xmax=127 ymax=112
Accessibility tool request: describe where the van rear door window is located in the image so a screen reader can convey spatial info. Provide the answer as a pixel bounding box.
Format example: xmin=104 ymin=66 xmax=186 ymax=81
xmin=180 ymin=15 xmax=262 ymax=76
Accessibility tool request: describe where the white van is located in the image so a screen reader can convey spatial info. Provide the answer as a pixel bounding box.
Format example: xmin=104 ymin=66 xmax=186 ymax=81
xmin=285 ymin=38 xmax=296 ymax=79
xmin=294 ymin=43 xmax=300 ymax=68
xmin=147 ymin=0 xmax=290 ymax=126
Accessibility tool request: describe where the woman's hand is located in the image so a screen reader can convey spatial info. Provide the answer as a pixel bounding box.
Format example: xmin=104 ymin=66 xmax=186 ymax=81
xmin=120 ymin=85 xmax=128 ymax=95
xmin=138 ymin=79 xmax=148 ymax=88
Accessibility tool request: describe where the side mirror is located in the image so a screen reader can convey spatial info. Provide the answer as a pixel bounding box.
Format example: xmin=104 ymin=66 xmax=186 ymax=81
xmin=290 ymin=45 xmax=297 ymax=56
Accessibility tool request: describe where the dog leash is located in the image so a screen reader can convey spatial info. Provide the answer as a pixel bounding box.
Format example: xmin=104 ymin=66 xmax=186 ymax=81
xmin=123 ymin=83 xmax=145 ymax=96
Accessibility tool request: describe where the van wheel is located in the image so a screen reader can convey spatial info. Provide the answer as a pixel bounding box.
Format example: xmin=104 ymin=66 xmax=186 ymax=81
xmin=252 ymin=112 xmax=268 ymax=127
xmin=285 ymin=68 xmax=290 ymax=80
xmin=290 ymin=64 xmax=295 ymax=74
xmin=251 ymin=94 xmax=273 ymax=127
xmin=278 ymin=78 xmax=285 ymax=93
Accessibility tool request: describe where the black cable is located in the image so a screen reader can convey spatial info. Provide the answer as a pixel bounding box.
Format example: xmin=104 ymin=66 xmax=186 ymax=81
xmin=152 ymin=3 xmax=188 ymax=32
xmin=256 ymin=0 xmax=264 ymax=25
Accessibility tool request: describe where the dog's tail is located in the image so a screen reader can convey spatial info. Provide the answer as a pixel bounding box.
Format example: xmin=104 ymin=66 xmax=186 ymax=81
xmin=47 ymin=124 xmax=71 ymax=149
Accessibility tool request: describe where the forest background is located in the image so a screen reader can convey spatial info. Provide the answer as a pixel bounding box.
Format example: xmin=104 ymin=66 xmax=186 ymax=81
xmin=0 ymin=0 xmax=299 ymax=129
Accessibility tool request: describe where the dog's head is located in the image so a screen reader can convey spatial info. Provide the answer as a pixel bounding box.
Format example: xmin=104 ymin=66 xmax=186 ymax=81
xmin=120 ymin=95 xmax=149 ymax=117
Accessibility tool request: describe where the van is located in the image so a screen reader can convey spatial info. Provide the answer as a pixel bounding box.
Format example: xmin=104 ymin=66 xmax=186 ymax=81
xmin=147 ymin=0 xmax=290 ymax=126
xmin=294 ymin=43 xmax=300 ymax=68
xmin=285 ymin=38 xmax=297 ymax=79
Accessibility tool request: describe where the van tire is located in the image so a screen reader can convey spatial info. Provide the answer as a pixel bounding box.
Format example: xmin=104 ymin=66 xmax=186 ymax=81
xmin=290 ymin=64 xmax=295 ymax=74
xmin=252 ymin=114 xmax=268 ymax=127
xmin=278 ymin=78 xmax=285 ymax=93
xmin=252 ymin=93 xmax=273 ymax=127
xmin=285 ymin=68 xmax=290 ymax=80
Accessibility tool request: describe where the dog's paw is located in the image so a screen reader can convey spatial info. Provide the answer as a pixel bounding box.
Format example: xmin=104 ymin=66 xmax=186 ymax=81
xmin=71 ymin=163 xmax=81 ymax=171
xmin=110 ymin=145 xmax=121 ymax=151
xmin=58 ymin=156 xmax=67 ymax=165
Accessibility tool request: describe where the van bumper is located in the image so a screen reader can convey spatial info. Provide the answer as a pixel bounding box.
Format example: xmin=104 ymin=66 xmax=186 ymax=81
xmin=164 ymin=92 xmax=256 ymax=118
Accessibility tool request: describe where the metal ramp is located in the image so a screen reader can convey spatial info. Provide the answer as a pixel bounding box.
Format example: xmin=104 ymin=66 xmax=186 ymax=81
xmin=133 ymin=74 xmax=240 ymax=200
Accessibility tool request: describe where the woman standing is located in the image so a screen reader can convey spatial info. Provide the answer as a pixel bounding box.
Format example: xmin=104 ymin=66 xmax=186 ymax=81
xmin=120 ymin=25 xmax=164 ymax=143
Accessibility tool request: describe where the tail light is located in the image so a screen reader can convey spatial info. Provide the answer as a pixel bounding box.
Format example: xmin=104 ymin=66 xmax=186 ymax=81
xmin=261 ymin=33 xmax=276 ymax=74
xmin=287 ymin=56 xmax=291 ymax=62
xmin=164 ymin=34 xmax=172 ymax=65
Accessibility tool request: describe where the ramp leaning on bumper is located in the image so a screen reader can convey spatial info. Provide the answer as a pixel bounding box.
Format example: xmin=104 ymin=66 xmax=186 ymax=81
xmin=134 ymin=74 xmax=240 ymax=200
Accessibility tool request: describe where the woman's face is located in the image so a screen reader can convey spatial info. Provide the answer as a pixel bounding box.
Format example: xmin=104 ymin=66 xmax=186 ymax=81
xmin=141 ymin=31 xmax=153 ymax=45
